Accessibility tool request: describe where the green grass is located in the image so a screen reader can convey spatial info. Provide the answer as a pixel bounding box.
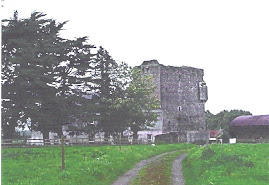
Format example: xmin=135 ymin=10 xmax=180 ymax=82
xmin=131 ymin=149 xmax=188 ymax=185
xmin=2 ymin=143 xmax=194 ymax=185
xmin=183 ymin=143 xmax=269 ymax=185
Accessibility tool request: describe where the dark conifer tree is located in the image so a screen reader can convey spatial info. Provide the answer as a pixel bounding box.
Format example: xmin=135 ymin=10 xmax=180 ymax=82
xmin=93 ymin=47 xmax=120 ymax=138
xmin=2 ymin=11 xmax=159 ymax=141
xmin=1 ymin=11 xmax=96 ymax=139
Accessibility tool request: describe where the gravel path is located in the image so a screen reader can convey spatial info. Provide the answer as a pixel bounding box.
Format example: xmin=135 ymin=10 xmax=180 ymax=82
xmin=112 ymin=151 xmax=176 ymax=185
xmin=171 ymin=153 xmax=187 ymax=185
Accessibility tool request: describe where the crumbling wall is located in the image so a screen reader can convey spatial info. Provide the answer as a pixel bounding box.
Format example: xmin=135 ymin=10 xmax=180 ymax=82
xmin=139 ymin=60 xmax=208 ymax=142
xmin=160 ymin=65 xmax=207 ymax=133
xmin=140 ymin=60 xmax=161 ymax=102
xmin=187 ymin=130 xmax=209 ymax=144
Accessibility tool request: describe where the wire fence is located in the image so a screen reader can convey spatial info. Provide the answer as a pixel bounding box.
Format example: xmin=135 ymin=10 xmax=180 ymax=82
xmin=1 ymin=137 xmax=153 ymax=148
xmin=2 ymin=136 xmax=155 ymax=171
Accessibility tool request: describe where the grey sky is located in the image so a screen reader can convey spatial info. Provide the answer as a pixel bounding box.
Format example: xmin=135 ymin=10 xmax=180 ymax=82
xmin=1 ymin=0 xmax=269 ymax=115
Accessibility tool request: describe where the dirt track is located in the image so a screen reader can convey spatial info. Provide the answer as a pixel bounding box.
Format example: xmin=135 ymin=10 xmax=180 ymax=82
xmin=112 ymin=152 xmax=186 ymax=185
xmin=171 ymin=153 xmax=187 ymax=185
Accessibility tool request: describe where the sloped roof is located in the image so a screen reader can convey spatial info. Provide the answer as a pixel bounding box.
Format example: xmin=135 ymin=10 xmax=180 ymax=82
xmin=210 ymin=130 xmax=221 ymax=138
xmin=230 ymin=115 xmax=269 ymax=127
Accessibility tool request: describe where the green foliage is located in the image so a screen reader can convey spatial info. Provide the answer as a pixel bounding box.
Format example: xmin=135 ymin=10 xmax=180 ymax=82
xmin=206 ymin=110 xmax=252 ymax=141
xmin=2 ymin=144 xmax=194 ymax=185
xmin=1 ymin=11 xmax=96 ymax=138
xmin=92 ymin=47 xmax=130 ymax=136
xmin=2 ymin=11 xmax=159 ymax=139
xmin=183 ymin=144 xmax=269 ymax=185
xmin=2 ymin=11 xmax=64 ymax=137
xmin=120 ymin=69 xmax=159 ymax=138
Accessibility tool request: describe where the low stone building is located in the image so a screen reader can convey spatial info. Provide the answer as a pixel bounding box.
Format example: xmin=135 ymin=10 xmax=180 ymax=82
xmin=230 ymin=115 xmax=269 ymax=142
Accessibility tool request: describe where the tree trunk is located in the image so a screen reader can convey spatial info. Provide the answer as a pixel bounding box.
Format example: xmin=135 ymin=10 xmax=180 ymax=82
xmin=56 ymin=127 xmax=63 ymax=138
xmin=119 ymin=132 xmax=122 ymax=151
xmin=104 ymin=131 xmax=110 ymax=143
xmin=43 ymin=130 xmax=50 ymax=145
xmin=132 ymin=128 xmax=138 ymax=144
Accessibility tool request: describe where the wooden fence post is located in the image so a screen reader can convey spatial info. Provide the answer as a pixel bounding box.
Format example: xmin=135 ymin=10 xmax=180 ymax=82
xmin=206 ymin=130 xmax=209 ymax=148
xmin=61 ymin=135 xmax=65 ymax=170
xmin=119 ymin=132 xmax=122 ymax=151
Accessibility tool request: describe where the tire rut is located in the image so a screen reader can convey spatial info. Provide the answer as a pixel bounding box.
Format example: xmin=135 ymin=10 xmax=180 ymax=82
xmin=171 ymin=153 xmax=187 ymax=185
xmin=112 ymin=151 xmax=176 ymax=185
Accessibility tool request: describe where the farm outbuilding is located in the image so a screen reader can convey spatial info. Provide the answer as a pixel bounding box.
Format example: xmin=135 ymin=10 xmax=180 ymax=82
xmin=230 ymin=115 xmax=269 ymax=142
xmin=209 ymin=130 xmax=222 ymax=143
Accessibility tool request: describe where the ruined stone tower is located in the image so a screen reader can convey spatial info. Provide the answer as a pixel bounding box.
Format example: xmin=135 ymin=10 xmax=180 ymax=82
xmin=137 ymin=60 xmax=208 ymax=142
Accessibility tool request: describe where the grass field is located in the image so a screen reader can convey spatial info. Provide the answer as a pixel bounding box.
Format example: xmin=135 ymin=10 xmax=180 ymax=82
xmin=2 ymin=143 xmax=194 ymax=185
xmin=183 ymin=143 xmax=269 ymax=185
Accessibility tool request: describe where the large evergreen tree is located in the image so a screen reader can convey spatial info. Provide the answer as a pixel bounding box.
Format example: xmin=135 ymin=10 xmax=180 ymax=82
xmin=2 ymin=11 xmax=63 ymax=138
xmin=2 ymin=11 xmax=160 ymax=140
xmin=1 ymin=11 xmax=96 ymax=139
xmin=92 ymin=47 xmax=127 ymax=137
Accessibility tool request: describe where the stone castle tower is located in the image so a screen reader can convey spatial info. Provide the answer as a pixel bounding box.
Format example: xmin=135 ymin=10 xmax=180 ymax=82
xmin=137 ymin=60 xmax=208 ymax=141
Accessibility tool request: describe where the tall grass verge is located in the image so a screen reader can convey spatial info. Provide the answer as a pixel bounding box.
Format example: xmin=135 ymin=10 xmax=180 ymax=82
xmin=183 ymin=144 xmax=269 ymax=185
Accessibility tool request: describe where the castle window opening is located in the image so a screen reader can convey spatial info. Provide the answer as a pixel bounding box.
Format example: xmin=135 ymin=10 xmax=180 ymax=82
xmin=178 ymin=106 xmax=182 ymax=112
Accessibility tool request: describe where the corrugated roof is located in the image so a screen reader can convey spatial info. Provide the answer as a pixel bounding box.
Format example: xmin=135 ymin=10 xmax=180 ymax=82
xmin=230 ymin=115 xmax=269 ymax=127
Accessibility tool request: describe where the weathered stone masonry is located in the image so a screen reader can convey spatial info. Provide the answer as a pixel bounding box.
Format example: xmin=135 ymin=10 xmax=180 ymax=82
xmin=137 ymin=60 xmax=208 ymax=141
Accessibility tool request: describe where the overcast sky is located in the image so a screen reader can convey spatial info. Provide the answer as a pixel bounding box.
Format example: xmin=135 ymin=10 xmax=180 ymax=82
xmin=1 ymin=0 xmax=269 ymax=115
